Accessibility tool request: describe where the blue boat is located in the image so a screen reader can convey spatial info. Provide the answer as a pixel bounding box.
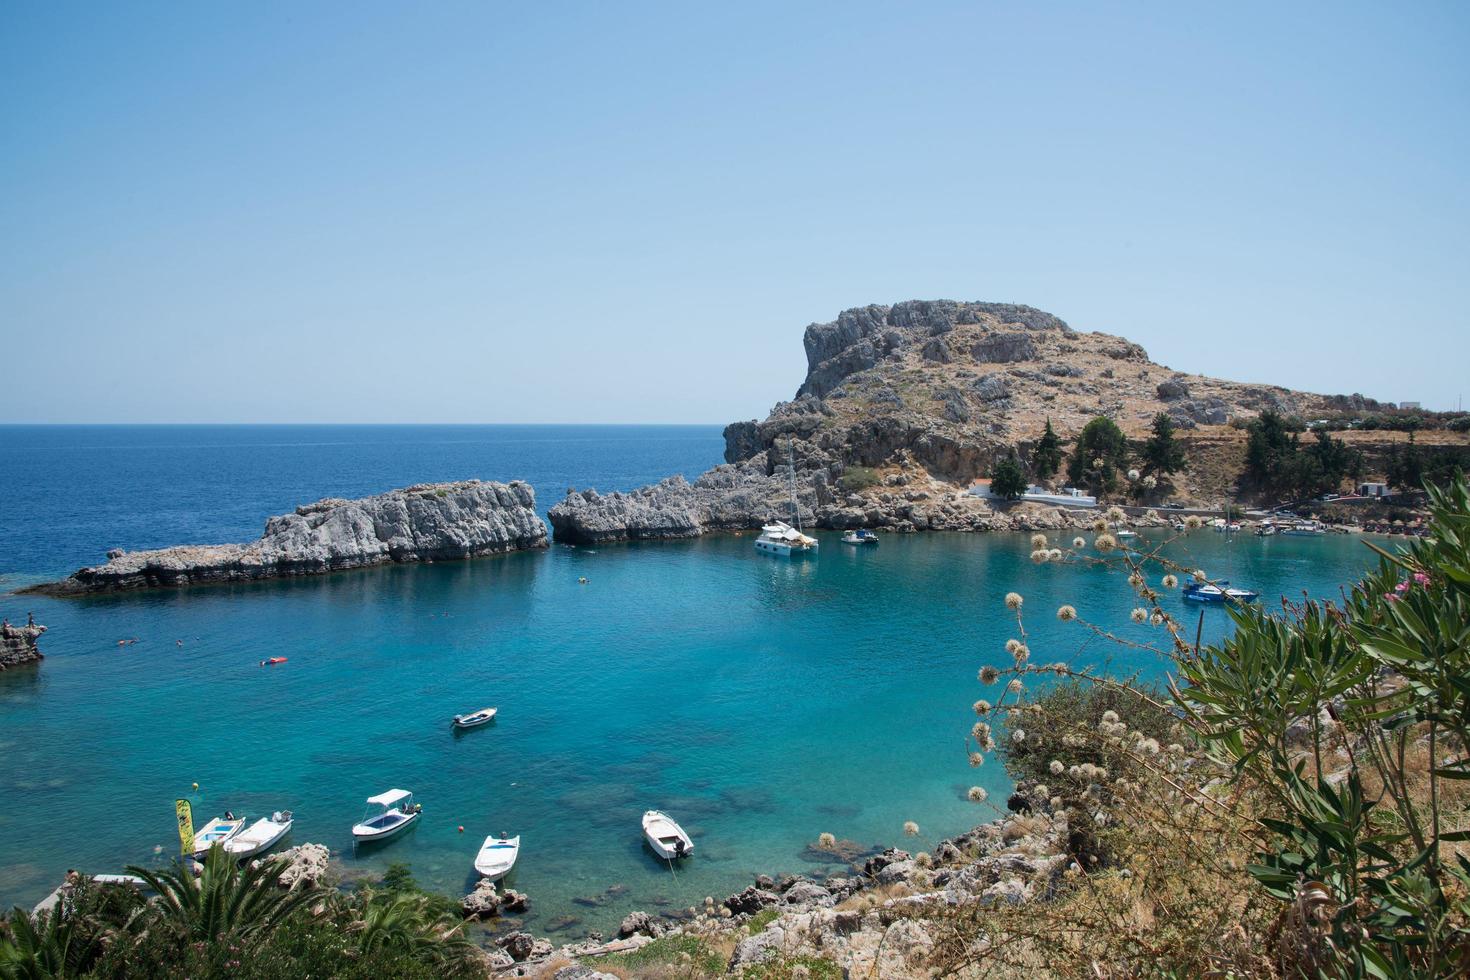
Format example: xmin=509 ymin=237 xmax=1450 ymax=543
xmin=1182 ymin=581 xmax=1259 ymax=604
xmin=841 ymin=529 xmax=879 ymax=545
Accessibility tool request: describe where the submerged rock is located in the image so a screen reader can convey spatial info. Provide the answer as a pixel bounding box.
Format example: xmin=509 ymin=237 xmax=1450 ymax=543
xmin=27 ymin=480 xmax=548 ymax=596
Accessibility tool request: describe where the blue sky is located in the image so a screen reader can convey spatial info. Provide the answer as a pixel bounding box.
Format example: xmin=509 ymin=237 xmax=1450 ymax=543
xmin=2 ymin=1 xmax=1466 ymax=423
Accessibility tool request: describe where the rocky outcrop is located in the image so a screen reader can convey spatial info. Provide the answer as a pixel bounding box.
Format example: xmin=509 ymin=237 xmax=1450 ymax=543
xmin=265 ymin=843 xmax=331 ymax=890
xmin=0 ymin=622 xmax=45 ymax=670
xmin=548 ymin=298 xmax=1364 ymax=544
xmin=27 ymin=481 xmax=548 ymax=596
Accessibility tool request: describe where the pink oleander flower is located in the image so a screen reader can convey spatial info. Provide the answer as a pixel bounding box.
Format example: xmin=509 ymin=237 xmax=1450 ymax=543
xmin=1413 ymin=572 xmax=1431 ymax=586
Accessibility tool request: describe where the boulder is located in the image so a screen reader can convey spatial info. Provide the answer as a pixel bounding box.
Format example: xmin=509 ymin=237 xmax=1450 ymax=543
xmin=972 ymin=332 xmax=1038 ymax=363
xmin=461 ymin=878 xmax=501 ymax=919
xmin=724 ymin=885 xmax=781 ymax=915
xmin=781 ymin=881 xmax=834 ymax=906
xmin=617 ymin=910 xmax=660 ymax=938
xmin=0 ymin=623 xmax=45 ymax=671
xmin=269 ymin=843 xmax=330 ymax=890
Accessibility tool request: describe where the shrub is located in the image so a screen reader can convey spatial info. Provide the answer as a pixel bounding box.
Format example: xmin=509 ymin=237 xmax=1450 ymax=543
xmin=837 ymin=466 xmax=879 ymax=493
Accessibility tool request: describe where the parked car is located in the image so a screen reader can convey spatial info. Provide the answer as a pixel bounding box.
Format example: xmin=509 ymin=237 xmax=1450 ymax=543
xmin=1162 ymin=502 xmax=1184 ymax=510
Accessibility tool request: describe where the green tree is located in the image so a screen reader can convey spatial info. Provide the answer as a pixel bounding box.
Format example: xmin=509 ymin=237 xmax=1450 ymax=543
xmin=1241 ymin=410 xmax=1300 ymax=497
xmin=1386 ymin=432 xmax=1426 ymax=492
xmin=989 ymin=455 xmax=1028 ymax=500
xmin=1030 ymin=418 xmax=1063 ymax=481
xmin=1141 ymin=412 xmax=1187 ymax=475
xmin=1066 ymin=416 xmax=1128 ymax=495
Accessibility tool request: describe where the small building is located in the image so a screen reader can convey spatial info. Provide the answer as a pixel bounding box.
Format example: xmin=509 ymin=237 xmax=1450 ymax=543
xmin=969 ymin=481 xmax=1097 ymax=508
xmin=1399 ymin=401 xmax=1421 ymax=410
xmin=1358 ymin=482 xmax=1391 ymax=498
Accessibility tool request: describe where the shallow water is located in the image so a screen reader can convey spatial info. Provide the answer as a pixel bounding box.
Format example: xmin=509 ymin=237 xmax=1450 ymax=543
xmin=0 ymin=426 xmax=1385 ymax=934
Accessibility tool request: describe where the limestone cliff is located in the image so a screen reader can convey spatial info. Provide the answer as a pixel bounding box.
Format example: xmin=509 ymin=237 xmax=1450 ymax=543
xmin=0 ymin=622 xmax=45 ymax=670
xmin=27 ymin=480 xmax=547 ymax=596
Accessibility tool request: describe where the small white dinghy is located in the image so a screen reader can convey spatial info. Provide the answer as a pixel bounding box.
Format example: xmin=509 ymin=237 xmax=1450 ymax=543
xmin=642 ymin=810 xmax=693 ymax=860
xmin=192 ymin=815 xmax=246 ymax=855
xmin=473 ymin=834 xmax=520 ymax=881
xmin=352 ymin=789 xmax=421 ymax=845
xmin=452 ymin=707 xmax=498 ymax=729
xmin=223 ymin=811 xmax=294 ymax=859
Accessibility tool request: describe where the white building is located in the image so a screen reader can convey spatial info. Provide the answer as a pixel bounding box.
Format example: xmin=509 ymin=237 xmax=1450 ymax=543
xmin=1358 ymin=482 xmax=1391 ymax=498
xmin=969 ymin=480 xmax=1097 ymax=508
xmin=1399 ymin=401 xmax=1421 ymax=410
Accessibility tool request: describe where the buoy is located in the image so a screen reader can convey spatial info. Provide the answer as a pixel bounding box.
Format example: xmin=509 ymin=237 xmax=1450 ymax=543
xmin=458 ymin=825 xmax=464 ymax=833
xmin=191 ymin=782 xmax=199 ymax=791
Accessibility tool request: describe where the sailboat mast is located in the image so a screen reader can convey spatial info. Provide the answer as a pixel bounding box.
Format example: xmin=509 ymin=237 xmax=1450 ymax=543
xmin=786 ymin=437 xmax=802 ymax=534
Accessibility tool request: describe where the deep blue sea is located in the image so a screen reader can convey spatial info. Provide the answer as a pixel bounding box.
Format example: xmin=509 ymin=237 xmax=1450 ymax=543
xmin=0 ymin=425 xmax=1383 ymax=934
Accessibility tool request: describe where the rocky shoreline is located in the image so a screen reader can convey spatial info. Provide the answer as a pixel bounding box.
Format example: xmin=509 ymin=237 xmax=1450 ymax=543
xmin=473 ymin=796 xmax=1069 ymax=976
xmin=0 ymin=621 xmax=46 ymax=670
xmin=23 ymin=480 xmax=548 ymax=596
xmin=549 ymin=461 xmax=1168 ymax=544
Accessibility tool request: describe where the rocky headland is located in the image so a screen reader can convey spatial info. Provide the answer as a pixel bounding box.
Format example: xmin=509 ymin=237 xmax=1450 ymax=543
xmin=25 ymin=480 xmax=548 ymax=596
xmin=0 ymin=621 xmax=46 ymax=670
xmin=549 ymin=298 xmax=1390 ymax=543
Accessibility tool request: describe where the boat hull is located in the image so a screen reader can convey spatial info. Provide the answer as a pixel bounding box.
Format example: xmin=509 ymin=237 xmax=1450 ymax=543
xmin=641 ymin=810 xmax=693 ymax=861
xmin=473 ymin=835 xmax=520 ymax=881
xmin=224 ymin=817 xmax=293 ymax=859
xmin=352 ymin=809 xmax=419 ymax=844
xmin=452 ymin=708 xmax=497 ymax=729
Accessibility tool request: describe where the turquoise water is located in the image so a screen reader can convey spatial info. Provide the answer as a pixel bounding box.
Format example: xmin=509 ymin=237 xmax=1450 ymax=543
xmin=1 ymin=518 xmax=1381 ymax=934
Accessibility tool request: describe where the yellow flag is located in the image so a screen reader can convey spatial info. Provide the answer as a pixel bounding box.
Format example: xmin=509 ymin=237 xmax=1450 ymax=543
xmin=175 ymin=799 xmax=195 ymax=856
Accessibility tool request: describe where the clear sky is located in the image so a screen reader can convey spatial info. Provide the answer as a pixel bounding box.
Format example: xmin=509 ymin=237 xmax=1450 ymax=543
xmin=2 ymin=1 xmax=1466 ymax=423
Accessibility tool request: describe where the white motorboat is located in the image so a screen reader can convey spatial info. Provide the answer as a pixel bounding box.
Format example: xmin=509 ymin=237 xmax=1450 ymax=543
xmin=352 ymin=789 xmax=421 ymax=844
xmin=192 ymin=815 xmax=246 ymax=855
xmin=452 ymin=707 xmax=498 ymax=729
xmin=1114 ymin=529 xmax=1138 ymax=540
xmin=641 ymin=809 xmax=693 ymax=860
xmin=755 ymin=521 xmax=818 ymax=556
xmin=841 ymin=529 xmax=879 ymax=545
xmin=473 ymin=834 xmax=521 ymax=881
xmin=223 ymin=811 xmax=294 ymax=859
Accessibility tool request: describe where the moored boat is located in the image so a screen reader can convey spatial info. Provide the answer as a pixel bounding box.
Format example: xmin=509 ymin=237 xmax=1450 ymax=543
xmin=223 ymin=811 xmax=294 ymax=859
xmin=1182 ymin=581 xmax=1260 ymax=604
xmin=755 ymin=521 xmax=818 ymax=556
xmin=352 ymin=789 xmax=421 ymax=844
xmin=192 ymin=815 xmax=246 ymax=855
xmin=452 ymin=707 xmax=498 ymax=729
xmin=641 ymin=809 xmax=693 ymax=860
xmin=841 ymin=529 xmax=878 ymax=546
xmin=473 ymin=834 xmax=520 ymax=881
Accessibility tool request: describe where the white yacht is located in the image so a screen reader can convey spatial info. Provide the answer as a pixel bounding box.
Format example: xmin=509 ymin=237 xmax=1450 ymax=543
xmin=756 ymin=520 xmax=818 ymax=556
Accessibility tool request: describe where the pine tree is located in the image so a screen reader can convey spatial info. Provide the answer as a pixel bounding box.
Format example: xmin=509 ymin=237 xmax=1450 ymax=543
xmin=1142 ymin=412 xmax=1187 ymax=475
xmin=1031 ymin=418 xmax=1063 ymax=481
xmin=990 ymin=454 xmax=1029 ymax=500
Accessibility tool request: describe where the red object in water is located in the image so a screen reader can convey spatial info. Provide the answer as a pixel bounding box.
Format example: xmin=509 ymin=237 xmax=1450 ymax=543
xmin=260 ymin=657 xmax=288 ymax=666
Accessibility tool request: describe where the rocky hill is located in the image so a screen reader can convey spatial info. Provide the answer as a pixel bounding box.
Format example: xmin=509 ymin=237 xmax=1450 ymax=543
xmin=549 ymin=300 xmax=1399 ymax=542
xmin=27 ymin=480 xmax=548 ymax=595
